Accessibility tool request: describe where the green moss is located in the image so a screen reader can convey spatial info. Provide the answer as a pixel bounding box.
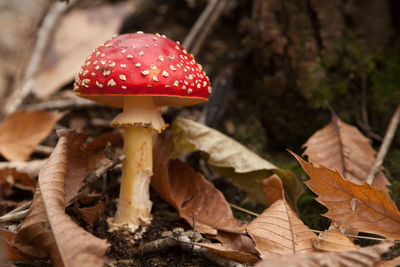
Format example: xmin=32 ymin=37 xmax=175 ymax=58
xmin=369 ymin=42 xmax=400 ymax=132
xmin=297 ymin=189 xmax=330 ymax=231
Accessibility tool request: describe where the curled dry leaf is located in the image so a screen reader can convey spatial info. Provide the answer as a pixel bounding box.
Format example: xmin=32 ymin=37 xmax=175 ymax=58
xmin=64 ymin=131 xmax=122 ymax=204
xmin=0 ymin=110 xmax=64 ymax=161
xmin=313 ymin=229 xmax=359 ymax=252
xmin=172 ymin=117 xmax=303 ymax=210
xmin=214 ymin=231 xmax=258 ymax=256
xmin=195 ymin=242 xmax=260 ymax=264
xmin=33 ymin=2 xmax=134 ymax=98
xmin=303 ymin=115 xmax=390 ymax=189
xmin=198 ymin=230 xmax=259 ymax=263
xmin=15 ymin=131 xmax=122 ymax=266
xmin=152 ymin=131 xmax=245 ymax=236
xmin=254 ymin=241 xmax=393 ymax=267
xmin=0 ymin=168 xmax=36 ymax=197
xmin=292 ymin=152 xmax=400 ymax=240
xmin=0 ymin=228 xmax=37 ymax=261
xmin=247 ymin=175 xmax=316 ymax=259
xmin=75 ymin=195 xmax=108 ymax=225
xmin=0 ymin=159 xmax=47 ymax=178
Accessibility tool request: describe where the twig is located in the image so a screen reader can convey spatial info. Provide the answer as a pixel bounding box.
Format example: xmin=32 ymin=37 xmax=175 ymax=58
xmin=24 ymin=98 xmax=99 ymax=111
xmin=310 ymin=230 xmax=385 ymax=241
xmin=7 ymin=201 xmax=31 ymax=215
xmin=34 ymin=145 xmax=54 ymax=156
xmin=140 ymin=228 xmax=247 ymax=267
xmin=182 ymin=0 xmax=219 ymax=51
xmin=0 ymin=159 xmax=47 ymax=178
xmin=190 ymin=0 xmax=229 ymax=56
xmin=0 ymin=201 xmax=31 ymax=223
xmin=79 ymin=154 xmax=125 ymax=193
xmin=3 ymin=0 xmax=78 ymax=116
xmin=356 ymin=120 xmax=382 ymax=142
xmin=230 ymin=203 xmax=260 ymax=217
xmin=0 ymin=209 xmax=29 ymax=223
xmin=366 ymin=101 xmax=400 ymax=184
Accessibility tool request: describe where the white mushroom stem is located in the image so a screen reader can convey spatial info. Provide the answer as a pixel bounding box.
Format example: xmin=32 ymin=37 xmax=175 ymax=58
xmin=109 ymin=96 xmax=165 ymax=231
xmin=114 ymin=126 xmax=153 ymax=227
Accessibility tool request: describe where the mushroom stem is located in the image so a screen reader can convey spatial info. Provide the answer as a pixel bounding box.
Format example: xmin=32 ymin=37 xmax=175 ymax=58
xmin=109 ymin=96 xmax=165 ymax=231
xmin=113 ymin=125 xmax=153 ymax=228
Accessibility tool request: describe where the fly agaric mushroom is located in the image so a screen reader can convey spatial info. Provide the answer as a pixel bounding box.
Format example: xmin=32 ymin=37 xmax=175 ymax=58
xmin=73 ymin=32 xmax=211 ymax=231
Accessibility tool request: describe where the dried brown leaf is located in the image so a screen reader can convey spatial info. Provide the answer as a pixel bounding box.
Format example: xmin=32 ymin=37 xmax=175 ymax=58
xmin=172 ymin=117 xmax=303 ymax=211
xmin=15 ymin=131 xmax=122 ymax=266
xmin=376 ymin=256 xmax=400 ymax=267
xmin=0 ymin=168 xmax=36 ymax=197
xmin=292 ymin=152 xmax=400 ymax=240
xmin=303 ymin=115 xmax=390 ymax=189
xmin=313 ymin=229 xmax=359 ymax=252
xmin=0 ymin=229 xmax=38 ymax=261
xmin=0 ymin=110 xmax=64 ymax=161
xmin=34 ymin=2 xmax=134 ymax=98
xmin=152 ymin=132 xmax=245 ymax=236
xmin=214 ymin=231 xmax=258 ymax=256
xmin=64 ymin=131 xmax=122 ymax=204
xmin=262 ymin=174 xmax=285 ymax=204
xmin=247 ymin=175 xmax=316 ymax=259
xmin=75 ymin=195 xmax=108 ymax=225
xmin=0 ymin=159 xmax=47 ymax=178
xmin=195 ymin=242 xmax=259 ymax=264
xmin=254 ymin=241 xmax=393 ymax=267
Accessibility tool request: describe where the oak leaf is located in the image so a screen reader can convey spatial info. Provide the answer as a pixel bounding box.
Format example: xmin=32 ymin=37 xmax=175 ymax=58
xmin=152 ymin=131 xmax=245 ymax=236
xmin=0 ymin=110 xmax=64 ymax=161
xmin=172 ymin=117 xmax=303 ymax=210
xmin=254 ymin=241 xmax=393 ymax=267
xmin=292 ymin=152 xmax=400 ymax=240
xmin=247 ymin=175 xmax=316 ymax=259
xmin=303 ymin=115 xmax=390 ymax=189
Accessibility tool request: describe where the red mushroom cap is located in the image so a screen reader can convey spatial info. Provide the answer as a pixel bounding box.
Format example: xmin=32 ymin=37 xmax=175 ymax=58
xmin=73 ymin=33 xmax=211 ymax=108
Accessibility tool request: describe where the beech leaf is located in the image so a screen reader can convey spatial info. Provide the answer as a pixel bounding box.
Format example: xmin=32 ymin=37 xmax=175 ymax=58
xmin=292 ymin=152 xmax=400 ymax=240
xmin=246 ymin=175 xmax=316 ymax=258
xmin=172 ymin=117 xmax=303 ymax=209
xmin=152 ymin=132 xmax=245 ymax=236
xmin=15 ymin=131 xmax=122 ymax=266
xmin=303 ymin=115 xmax=390 ymax=189
xmin=254 ymin=241 xmax=393 ymax=267
xmin=0 ymin=110 xmax=64 ymax=161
